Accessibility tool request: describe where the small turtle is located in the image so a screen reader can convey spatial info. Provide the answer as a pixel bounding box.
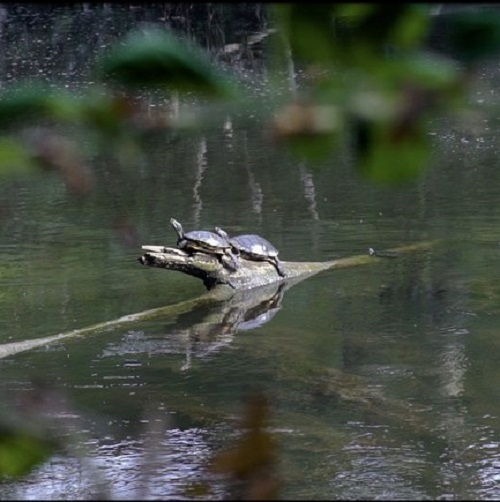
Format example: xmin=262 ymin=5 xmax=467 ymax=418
xmin=170 ymin=218 xmax=238 ymax=271
xmin=215 ymin=227 xmax=286 ymax=277
xmin=368 ymin=247 xmax=399 ymax=258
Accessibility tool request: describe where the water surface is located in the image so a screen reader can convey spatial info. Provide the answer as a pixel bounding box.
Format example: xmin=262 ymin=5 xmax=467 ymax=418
xmin=1 ymin=5 xmax=500 ymax=500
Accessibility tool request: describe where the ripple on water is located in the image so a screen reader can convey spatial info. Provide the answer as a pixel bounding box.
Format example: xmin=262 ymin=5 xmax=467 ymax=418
xmin=0 ymin=428 xmax=227 ymax=500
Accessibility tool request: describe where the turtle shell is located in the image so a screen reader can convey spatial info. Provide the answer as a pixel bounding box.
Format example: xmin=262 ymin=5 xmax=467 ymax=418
xmin=230 ymin=234 xmax=279 ymax=259
xmin=184 ymin=230 xmax=230 ymax=251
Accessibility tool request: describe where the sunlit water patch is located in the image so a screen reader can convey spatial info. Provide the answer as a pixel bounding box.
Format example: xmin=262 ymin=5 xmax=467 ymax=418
xmin=1 ymin=429 xmax=226 ymax=500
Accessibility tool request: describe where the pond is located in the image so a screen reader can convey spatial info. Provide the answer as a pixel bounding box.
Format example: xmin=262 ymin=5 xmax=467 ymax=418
xmin=2 ymin=4 xmax=500 ymax=500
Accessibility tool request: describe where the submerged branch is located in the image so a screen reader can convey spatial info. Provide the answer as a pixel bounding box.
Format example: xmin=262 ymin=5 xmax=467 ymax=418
xmin=0 ymin=288 xmax=231 ymax=360
xmin=0 ymin=240 xmax=438 ymax=360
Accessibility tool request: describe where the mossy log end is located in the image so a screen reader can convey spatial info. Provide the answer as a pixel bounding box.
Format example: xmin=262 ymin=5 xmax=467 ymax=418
xmin=139 ymin=241 xmax=438 ymax=291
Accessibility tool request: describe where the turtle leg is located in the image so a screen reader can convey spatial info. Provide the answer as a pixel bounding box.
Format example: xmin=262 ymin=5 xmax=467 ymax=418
xmin=271 ymin=257 xmax=286 ymax=277
xmin=225 ymin=279 xmax=237 ymax=289
xmin=220 ymin=251 xmax=239 ymax=272
xmin=230 ymin=250 xmax=240 ymax=270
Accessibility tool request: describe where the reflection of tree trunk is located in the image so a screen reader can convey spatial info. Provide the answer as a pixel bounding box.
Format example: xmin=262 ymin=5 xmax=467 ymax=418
xmin=299 ymin=164 xmax=319 ymax=221
xmin=287 ymin=48 xmax=297 ymax=97
xmin=225 ymin=116 xmax=264 ymax=217
xmin=436 ymin=332 xmax=476 ymax=496
xmin=192 ymin=137 xmax=208 ymax=227
xmin=223 ymin=115 xmax=233 ymax=150
xmin=440 ymin=339 xmax=467 ymax=398
xmin=283 ymin=36 xmax=297 ymax=97
xmin=243 ymin=131 xmax=263 ymax=218
xmin=170 ymin=91 xmax=180 ymax=120
xmin=0 ymin=6 xmax=6 ymax=46
xmin=193 ymin=116 xmax=267 ymax=226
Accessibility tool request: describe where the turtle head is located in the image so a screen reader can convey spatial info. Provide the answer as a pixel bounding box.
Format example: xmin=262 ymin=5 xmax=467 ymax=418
xmin=215 ymin=227 xmax=240 ymax=256
xmin=214 ymin=226 xmax=229 ymax=240
xmin=170 ymin=218 xmax=184 ymax=239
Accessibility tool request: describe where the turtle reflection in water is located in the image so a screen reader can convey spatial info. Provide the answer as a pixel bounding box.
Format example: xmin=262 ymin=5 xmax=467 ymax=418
xmin=170 ymin=218 xmax=238 ymax=271
xmin=215 ymin=227 xmax=286 ymax=278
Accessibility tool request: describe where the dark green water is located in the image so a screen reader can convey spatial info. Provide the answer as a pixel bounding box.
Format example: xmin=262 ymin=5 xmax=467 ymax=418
xmin=2 ymin=5 xmax=500 ymax=500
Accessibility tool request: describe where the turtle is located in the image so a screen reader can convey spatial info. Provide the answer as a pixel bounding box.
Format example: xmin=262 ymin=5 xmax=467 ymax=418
xmin=368 ymin=247 xmax=399 ymax=259
xmin=170 ymin=218 xmax=238 ymax=271
xmin=215 ymin=227 xmax=286 ymax=278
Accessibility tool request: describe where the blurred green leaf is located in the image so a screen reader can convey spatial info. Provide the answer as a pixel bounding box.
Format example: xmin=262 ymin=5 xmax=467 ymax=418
xmin=48 ymin=93 xmax=85 ymax=123
xmin=0 ymin=86 xmax=54 ymax=128
xmin=282 ymin=132 xmax=343 ymax=162
xmin=331 ymin=4 xmax=428 ymax=65
xmin=0 ymin=85 xmax=82 ymax=128
xmin=396 ymin=52 xmax=459 ymax=90
xmin=271 ymin=101 xmax=344 ymax=160
xmin=100 ymin=29 xmax=239 ymax=98
xmin=381 ymin=4 xmax=430 ymax=50
xmin=276 ymin=4 xmax=431 ymax=71
xmin=334 ymin=4 xmax=375 ymax=20
xmin=334 ymin=4 xmax=409 ymax=48
xmin=274 ymin=4 xmax=337 ymax=64
xmin=448 ymin=10 xmax=500 ymax=63
xmin=354 ymin=118 xmax=430 ymax=183
xmin=0 ymin=429 xmax=55 ymax=479
xmin=0 ymin=400 xmax=59 ymax=480
xmin=80 ymin=92 xmax=131 ymax=135
xmin=0 ymin=137 xmax=37 ymax=176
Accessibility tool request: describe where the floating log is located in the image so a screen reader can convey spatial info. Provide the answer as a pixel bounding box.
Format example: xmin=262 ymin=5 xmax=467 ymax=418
xmin=139 ymin=241 xmax=438 ymax=291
